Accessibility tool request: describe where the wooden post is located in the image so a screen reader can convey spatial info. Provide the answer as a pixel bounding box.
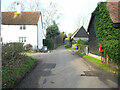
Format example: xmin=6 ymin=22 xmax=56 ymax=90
xmin=107 ymin=55 xmax=109 ymax=64
xmin=101 ymin=52 xmax=103 ymax=63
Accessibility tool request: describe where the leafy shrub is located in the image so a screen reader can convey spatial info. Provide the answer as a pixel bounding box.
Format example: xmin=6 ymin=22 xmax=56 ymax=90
xmin=24 ymin=44 xmax=33 ymax=50
xmin=47 ymin=39 xmax=54 ymax=50
xmin=46 ymin=24 xmax=60 ymax=39
xmin=77 ymin=39 xmax=88 ymax=45
xmin=44 ymin=39 xmax=54 ymax=50
xmin=2 ymin=42 xmax=24 ymax=60
xmin=2 ymin=43 xmax=36 ymax=88
xmin=39 ymin=49 xmax=44 ymax=52
xmin=2 ymin=56 xmax=35 ymax=88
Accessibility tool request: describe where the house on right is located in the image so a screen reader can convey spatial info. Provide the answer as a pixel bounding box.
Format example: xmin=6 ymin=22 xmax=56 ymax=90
xmin=87 ymin=1 xmax=120 ymax=56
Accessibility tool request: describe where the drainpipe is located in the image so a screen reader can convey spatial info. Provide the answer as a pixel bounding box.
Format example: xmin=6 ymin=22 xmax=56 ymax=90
xmin=37 ymin=24 xmax=39 ymax=52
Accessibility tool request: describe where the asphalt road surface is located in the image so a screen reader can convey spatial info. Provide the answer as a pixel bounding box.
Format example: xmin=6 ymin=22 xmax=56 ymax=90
xmin=16 ymin=45 xmax=118 ymax=88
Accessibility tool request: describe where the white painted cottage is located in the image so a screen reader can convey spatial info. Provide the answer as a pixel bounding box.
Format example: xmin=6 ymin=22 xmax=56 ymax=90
xmin=1 ymin=11 xmax=45 ymax=50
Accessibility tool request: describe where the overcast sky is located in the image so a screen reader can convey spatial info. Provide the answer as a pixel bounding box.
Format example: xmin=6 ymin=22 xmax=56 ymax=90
xmin=1 ymin=0 xmax=107 ymax=34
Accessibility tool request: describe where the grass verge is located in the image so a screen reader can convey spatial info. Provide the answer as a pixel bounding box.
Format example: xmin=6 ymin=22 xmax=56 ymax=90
xmin=76 ymin=51 xmax=117 ymax=74
xmin=24 ymin=50 xmax=37 ymax=53
xmin=65 ymin=45 xmax=75 ymax=50
xmin=2 ymin=55 xmax=36 ymax=88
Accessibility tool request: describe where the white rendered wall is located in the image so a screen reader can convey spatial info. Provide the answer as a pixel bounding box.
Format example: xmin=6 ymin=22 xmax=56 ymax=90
xmin=1 ymin=25 xmax=38 ymax=49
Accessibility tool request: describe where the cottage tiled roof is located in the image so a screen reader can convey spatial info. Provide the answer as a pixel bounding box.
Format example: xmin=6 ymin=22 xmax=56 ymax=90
xmin=107 ymin=1 xmax=120 ymax=23
xmin=71 ymin=26 xmax=88 ymax=39
xmin=2 ymin=11 xmax=41 ymax=25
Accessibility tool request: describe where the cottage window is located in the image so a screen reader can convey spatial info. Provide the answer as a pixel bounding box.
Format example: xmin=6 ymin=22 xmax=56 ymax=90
xmin=19 ymin=37 xmax=22 ymax=42
xmin=20 ymin=26 xmax=22 ymax=29
xmin=19 ymin=37 xmax=26 ymax=43
xmin=23 ymin=25 xmax=26 ymax=29
xmin=24 ymin=37 xmax=26 ymax=42
xmin=20 ymin=25 xmax=26 ymax=30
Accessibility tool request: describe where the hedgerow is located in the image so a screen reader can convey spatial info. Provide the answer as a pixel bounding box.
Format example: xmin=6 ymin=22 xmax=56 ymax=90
xmin=2 ymin=42 xmax=24 ymax=60
xmin=2 ymin=43 xmax=36 ymax=88
xmin=93 ymin=2 xmax=120 ymax=65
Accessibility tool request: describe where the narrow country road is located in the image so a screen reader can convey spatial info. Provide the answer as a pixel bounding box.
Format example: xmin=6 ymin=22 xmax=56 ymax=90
xmin=16 ymin=45 xmax=118 ymax=88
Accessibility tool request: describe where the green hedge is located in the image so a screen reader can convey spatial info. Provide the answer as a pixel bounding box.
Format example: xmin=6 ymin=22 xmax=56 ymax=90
xmin=93 ymin=2 xmax=120 ymax=65
xmin=2 ymin=42 xmax=24 ymax=60
xmin=44 ymin=39 xmax=54 ymax=50
xmin=2 ymin=42 xmax=36 ymax=88
xmin=2 ymin=56 xmax=35 ymax=88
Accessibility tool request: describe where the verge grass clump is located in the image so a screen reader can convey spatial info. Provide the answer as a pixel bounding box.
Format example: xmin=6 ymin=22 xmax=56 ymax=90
xmin=76 ymin=51 xmax=117 ymax=74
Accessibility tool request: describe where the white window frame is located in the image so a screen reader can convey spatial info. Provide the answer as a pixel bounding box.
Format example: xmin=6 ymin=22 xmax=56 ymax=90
xmin=19 ymin=37 xmax=26 ymax=43
xmin=20 ymin=25 xmax=26 ymax=30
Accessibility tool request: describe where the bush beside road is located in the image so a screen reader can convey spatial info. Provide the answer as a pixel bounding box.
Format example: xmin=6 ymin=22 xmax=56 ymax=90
xmin=2 ymin=43 xmax=36 ymax=88
xmin=2 ymin=56 xmax=36 ymax=88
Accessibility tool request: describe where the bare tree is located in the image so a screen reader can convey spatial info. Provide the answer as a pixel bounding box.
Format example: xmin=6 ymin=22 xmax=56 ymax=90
xmin=8 ymin=0 xmax=25 ymax=11
xmin=74 ymin=16 xmax=88 ymax=28
xmin=26 ymin=0 xmax=41 ymax=11
xmin=7 ymin=0 xmax=41 ymax=11
xmin=42 ymin=2 xmax=60 ymax=29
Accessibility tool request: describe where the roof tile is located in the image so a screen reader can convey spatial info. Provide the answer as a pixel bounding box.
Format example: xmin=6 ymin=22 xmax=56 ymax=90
xmin=2 ymin=11 xmax=41 ymax=25
xmin=107 ymin=1 xmax=120 ymax=23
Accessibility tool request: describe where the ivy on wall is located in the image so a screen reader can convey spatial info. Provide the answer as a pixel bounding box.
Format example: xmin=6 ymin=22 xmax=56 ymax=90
xmin=93 ymin=2 xmax=120 ymax=65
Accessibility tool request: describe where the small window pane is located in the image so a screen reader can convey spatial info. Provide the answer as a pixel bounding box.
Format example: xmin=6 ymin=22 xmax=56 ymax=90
xmin=20 ymin=26 xmax=22 ymax=29
xmin=24 ymin=37 xmax=26 ymax=42
xmin=23 ymin=25 xmax=26 ymax=29
xmin=19 ymin=37 xmax=22 ymax=42
xmin=22 ymin=37 xmax=23 ymax=42
xmin=19 ymin=37 xmax=26 ymax=42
